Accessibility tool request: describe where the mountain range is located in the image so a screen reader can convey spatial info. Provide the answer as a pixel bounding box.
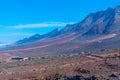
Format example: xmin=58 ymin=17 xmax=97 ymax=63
xmin=1 ymin=6 xmax=120 ymax=57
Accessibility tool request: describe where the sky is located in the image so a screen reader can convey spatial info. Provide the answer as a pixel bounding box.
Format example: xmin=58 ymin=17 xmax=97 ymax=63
xmin=0 ymin=0 xmax=120 ymax=43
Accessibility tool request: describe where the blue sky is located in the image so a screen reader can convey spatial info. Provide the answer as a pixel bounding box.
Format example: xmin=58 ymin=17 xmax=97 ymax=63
xmin=0 ymin=0 xmax=120 ymax=43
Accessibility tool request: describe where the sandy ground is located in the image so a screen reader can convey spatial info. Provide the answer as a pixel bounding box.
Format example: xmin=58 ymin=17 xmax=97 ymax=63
xmin=0 ymin=53 xmax=119 ymax=80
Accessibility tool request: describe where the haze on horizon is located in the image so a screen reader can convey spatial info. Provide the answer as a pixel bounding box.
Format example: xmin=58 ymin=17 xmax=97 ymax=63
xmin=0 ymin=0 xmax=120 ymax=43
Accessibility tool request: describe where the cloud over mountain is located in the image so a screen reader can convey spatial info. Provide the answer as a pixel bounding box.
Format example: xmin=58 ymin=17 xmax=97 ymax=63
xmin=5 ymin=22 xmax=75 ymax=29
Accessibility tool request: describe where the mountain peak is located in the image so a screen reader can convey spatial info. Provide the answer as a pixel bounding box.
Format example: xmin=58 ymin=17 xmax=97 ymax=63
xmin=115 ymin=5 xmax=120 ymax=9
xmin=115 ymin=5 xmax=120 ymax=13
xmin=16 ymin=6 xmax=120 ymax=44
xmin=31 ymin=34 xmax=41 ymax=38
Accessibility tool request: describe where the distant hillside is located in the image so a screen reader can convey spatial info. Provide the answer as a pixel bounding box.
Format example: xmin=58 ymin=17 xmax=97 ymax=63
xmin=16 ymin=28 xmax=60 ymax=44
xmin=1 ymin=6 xmax=120 ymax=57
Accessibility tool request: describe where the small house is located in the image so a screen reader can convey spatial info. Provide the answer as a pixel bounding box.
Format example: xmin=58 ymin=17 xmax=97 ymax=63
xmin=23 ymin=57 xmax=32 ymax=61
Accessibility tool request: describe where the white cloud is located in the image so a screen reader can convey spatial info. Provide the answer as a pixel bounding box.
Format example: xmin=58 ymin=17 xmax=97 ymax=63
xmin=0 ymin=33 xmax=33 ymax=37
xmin=0 ymin=43 xmax=10 ymax=46
xmin=6 ymin=22 xmax=75 ymax=29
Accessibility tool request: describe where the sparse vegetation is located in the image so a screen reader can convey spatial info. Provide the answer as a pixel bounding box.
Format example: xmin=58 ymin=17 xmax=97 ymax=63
xmin=0 ymin=52 xmax=119 ymax=80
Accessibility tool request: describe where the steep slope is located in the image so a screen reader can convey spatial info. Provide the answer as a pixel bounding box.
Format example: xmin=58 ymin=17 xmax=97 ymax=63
xmin=16 ymin=6 xmax=120 ymax=45
xmin=16 ymin=28 xmax=60 ymax=44
xmin=84 ymin=6 xmax=120 ymax=35
xmin=19 ymin=6 xmax=120 ymax=43
xmin=1 ymin=6 xmax=120 ymax=57
xmin=61 ymin=6 xmax=120 ymax=35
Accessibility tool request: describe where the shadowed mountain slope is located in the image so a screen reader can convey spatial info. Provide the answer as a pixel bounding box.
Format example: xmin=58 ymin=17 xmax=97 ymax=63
xmin=1 ymin=6 xmax=120 ymax=57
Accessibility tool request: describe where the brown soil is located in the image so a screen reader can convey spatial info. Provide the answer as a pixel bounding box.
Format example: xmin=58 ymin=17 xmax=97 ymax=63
xmin=0 ymin=53 xmax=119 ymax=80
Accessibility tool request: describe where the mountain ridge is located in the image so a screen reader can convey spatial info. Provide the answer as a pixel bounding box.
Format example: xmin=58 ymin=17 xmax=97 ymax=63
xmin=1 ymin=5 xmax=120 ymax=57
xmin=16 ymin=6 xmax=120 ymax=44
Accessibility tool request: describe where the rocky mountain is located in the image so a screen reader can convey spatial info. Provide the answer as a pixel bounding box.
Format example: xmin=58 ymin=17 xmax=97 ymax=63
xmin=17 ymin=6 xmax=120 ymax=44
xmin=16 ymin=28 xmax=60 ymax=44
xmin=61 ymin=6 xmax=120 ymax=35
xmin=1 ymin=6 xmax=120 ymax=57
